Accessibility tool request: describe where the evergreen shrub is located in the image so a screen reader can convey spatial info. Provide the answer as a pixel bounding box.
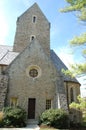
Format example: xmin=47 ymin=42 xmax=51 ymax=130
xmin=0 ymin=106 xmax=26 ymax=128
xmin=39 ymin=109 xmax=69 ymax=129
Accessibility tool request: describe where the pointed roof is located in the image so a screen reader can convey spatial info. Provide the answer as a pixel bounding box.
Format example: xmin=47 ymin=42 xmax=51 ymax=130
xmin=50 ymin=50 xmax=80 ymax=84
xmin=6 ymin=39 xmax=56 ymax=73
xmin=18 ymin=3 xmax=50 ymax=23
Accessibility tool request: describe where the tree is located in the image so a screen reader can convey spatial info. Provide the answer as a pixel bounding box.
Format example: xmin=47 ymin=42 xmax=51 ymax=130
xmin=69 ymin=95 xmax=86 ymax=111
xmin=60 ymin=0 xmax=86 ymax=77
xmin=69 ymin=95 xmax=86 ymax=126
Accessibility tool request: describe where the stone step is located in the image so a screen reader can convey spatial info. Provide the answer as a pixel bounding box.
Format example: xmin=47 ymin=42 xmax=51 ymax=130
xmin=27 ymin=119 xmax=39 ymax=125
xmin=26 ymin=124 xmax=40 ymax=129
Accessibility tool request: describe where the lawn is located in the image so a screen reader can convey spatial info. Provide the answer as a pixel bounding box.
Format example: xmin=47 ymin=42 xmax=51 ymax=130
xmin=40 ymin=125 xmax=57 ymax=130
xmin=40 ymin=128 xmax=57 ymax=130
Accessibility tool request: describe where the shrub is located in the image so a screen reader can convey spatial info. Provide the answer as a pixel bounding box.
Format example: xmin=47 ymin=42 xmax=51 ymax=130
xmin=1 ymin=106 xmax=27 ymax=127
xmin=0 ymin=111 xmax=4 ymax=127
xmin=39 ymin=109 xmax=69 ymax=129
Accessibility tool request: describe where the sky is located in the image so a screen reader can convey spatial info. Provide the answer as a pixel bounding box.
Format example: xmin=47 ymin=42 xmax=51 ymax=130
xmin=0 ymin=0 xmax=86 ymax=97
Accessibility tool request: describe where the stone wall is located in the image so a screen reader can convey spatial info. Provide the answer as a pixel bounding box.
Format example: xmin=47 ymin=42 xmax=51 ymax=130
xmin=0 ymin=75 xmax=8 ymax=110
xmin=13 ymin=3 xmax=50 ymax=56
xmin=7 ymin=40 xmax=68 ymax=119
xmin=64 ymin=81 xmax=80 ymax=105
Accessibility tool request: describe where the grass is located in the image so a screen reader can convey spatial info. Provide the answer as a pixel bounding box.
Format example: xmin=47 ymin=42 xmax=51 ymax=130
xmin=39 ymin=124 xmax=69 ymax=130
xmin=40 ymin=125 xmax=57 ymax=130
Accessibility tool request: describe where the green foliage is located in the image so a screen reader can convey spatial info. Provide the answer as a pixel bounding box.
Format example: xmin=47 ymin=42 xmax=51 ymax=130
xmin=61 ymin=68 xmax=74 ymax=77
xmin=70 ymin=33 xmax=86 ymax=46
xmin=39 ymin=109 xmax=69 ymax=129
xmin=79 ymin=7 xmax=86 ymax=21
xmin=69 ymin=95 xmax=86 ymax=127
xmin=82 ymin=111 xmax=86 ymax=127
xmin=70 ymin=95 xmax=86 ymax=111
xmin=0 ymin=106 xmax=26 ymax=128
xmin=60 ymin=0 xmax=86 ymax=77
xmin=60 ymin=0 xmax=86 ymax=13
xmin=62 ymin=63 xmax=86 ymax=77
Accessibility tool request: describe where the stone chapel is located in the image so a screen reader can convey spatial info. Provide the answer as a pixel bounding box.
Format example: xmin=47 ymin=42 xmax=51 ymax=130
xmin=0 ymin=3 xmax=80 ymax=121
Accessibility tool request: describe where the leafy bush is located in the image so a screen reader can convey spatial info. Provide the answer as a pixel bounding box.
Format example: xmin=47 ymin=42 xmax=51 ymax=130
xmin=39 ymin=109 xmax=69 ymax=129
xmin=0 ymin=106 xmax=27 ymax=128
xmin=69 ymin=96 xmax=86 ymax=128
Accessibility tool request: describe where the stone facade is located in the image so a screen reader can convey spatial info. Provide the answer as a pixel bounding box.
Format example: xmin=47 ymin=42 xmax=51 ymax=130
xmin=0 ymin=3 xmax=80 ymax=121
xmin=0 ymin=75 xmax=8 ymax=110
xmin=6 ymin=40 xmax=68 ymax=119
xmin=64 ymin=81 xmax=80 ymax=105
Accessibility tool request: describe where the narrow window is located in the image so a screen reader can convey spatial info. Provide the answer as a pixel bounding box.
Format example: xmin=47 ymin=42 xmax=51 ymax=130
xmin=46 ymin=99 xmax=51 ymax=110
xmin=10 ymin=97 xmax=18 ymax=107
xmin=70 ymin=88 xmax=74 ymax=103
xmin=33 ymin=16 xmax=36 ymax=23
xmin=31 ymin=36 xmax=35 ymax=41
xmin=30 ymin=35 xmax=36 ymax=42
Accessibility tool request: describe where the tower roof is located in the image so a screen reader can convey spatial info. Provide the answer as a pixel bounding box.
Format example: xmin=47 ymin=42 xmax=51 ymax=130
xmin=13 ymin=3 xmax=50 ymax=55
xmin=18 ymin=3 xmax=50 ymax=23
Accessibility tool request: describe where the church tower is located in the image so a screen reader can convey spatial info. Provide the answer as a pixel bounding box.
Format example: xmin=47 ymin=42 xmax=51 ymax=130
xmin=13 ymin=3 xmax=50 ymax=56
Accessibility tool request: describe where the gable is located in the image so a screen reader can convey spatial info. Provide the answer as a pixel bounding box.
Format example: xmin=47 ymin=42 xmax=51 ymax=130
xmin=7 ymin=40 xmax=59 ymax=79
xmin=6 ymin=40 xmax=65 ymax=106
xmin=19 ymin=3 xmax=49 ymax=24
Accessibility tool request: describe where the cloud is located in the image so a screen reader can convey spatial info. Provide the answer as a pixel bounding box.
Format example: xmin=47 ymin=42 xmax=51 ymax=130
xmin=54 ymin=46 xmax=75 ymax=69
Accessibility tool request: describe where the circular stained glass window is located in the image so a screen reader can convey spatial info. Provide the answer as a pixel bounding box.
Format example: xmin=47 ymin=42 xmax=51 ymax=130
xmin=29 ymin=68 xmax=38 ymax=78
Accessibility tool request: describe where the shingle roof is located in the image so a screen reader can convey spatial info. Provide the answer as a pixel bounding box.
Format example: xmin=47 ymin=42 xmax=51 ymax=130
xmin=0 ymin=45 xmax=13 ymax=60
xmin=50 ymin=50 xmax=79 ymax=83
xmin=0 ymin=51 xmax=19 ymax=65
xmin=0 ymin=45 xmax=19 ymax=65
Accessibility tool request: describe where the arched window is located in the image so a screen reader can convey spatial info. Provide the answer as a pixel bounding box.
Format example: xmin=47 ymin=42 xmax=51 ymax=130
xmin=31 ymin=36 xmax=35 ymax=41
xmin=70 ymin=88 xmax=74 ymax=103
xmin=30 ymin=35 xmax=36 ymax=42
xmin=32 ymin=16 xmax=37 ymax=23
